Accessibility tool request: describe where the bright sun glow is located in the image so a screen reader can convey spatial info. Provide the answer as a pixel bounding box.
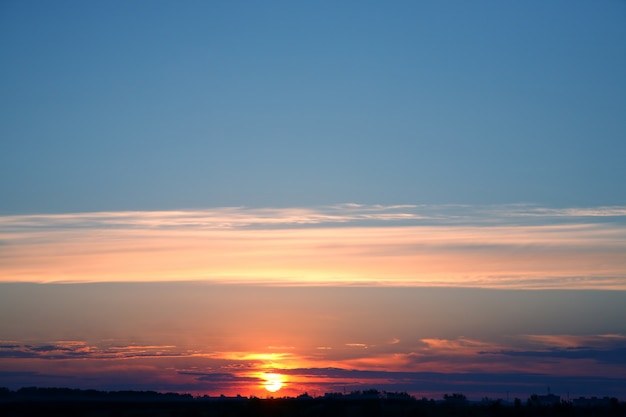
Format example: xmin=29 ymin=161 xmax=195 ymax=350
xmin=263 ymin=373 xmax=283 ymax=393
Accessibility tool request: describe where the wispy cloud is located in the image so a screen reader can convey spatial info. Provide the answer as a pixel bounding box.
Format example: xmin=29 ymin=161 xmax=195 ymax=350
xmin=0 ymin=204 xmax=427 ymax=230
xmin=2 ymin=203 xmax=625 ymax=230
xmin=3 ymin=333 xmax=626 ymax=398
xmin=11 ymin=333 xmax=624 ymax=373
xmin=515 ymin=334 xmax=626 ymax=349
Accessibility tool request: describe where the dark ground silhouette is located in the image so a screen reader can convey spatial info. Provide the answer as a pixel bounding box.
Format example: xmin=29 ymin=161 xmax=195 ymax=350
xmin=1 ymin=387 xmax=624 ymax=417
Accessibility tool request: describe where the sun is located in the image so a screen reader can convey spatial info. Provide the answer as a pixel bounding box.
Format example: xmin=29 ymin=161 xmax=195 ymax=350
xmin=263 ymin=373 xmax=283 ymax=393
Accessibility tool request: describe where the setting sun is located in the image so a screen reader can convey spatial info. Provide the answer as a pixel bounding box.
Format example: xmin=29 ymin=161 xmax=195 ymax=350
xmin=263 ymin=373 xmax=284 ymax=393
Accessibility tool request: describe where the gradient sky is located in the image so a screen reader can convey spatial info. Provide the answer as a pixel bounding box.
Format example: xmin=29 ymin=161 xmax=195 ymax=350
xmin=1 ymin=0 xmax=626 ymax=401
xmin=2 ymin=0 xmax=625 ymax=212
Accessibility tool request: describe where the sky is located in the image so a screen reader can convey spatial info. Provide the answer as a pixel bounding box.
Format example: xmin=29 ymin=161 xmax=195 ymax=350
xmin=1 ymin=0 xmax=626 ymax=401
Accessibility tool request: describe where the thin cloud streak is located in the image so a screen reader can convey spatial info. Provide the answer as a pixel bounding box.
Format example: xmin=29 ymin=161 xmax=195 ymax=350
xmin=1 ymin=204 xmax=625 ymax=288
xmin=2 ymin=203 xmax=625 ymax=229
xmin=3 ymin=334 xmax=625 ymax=371
xmin=0 ymin=204 xmax=427 ymax=230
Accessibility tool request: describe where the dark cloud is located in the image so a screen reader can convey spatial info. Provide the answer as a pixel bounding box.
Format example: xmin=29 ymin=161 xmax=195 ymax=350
xmin=0 ymin=342 xmax=186 ymax=360
xmin=176 ymin=371 xmax=263 ymax=393
xmin=179 ymin=371 xmax=259 ymax=383
xmin=0 ymin=370 xmax=72 ymax=390
xmin=480 ymin=347 xmax=626 ymax=365
xmin=279 ymin=368 xmax=626 ymax=399
xmin=30 ymin=344 xmax=73 ymax=352
xmin=0 ymin=371 xmax=50 ymax=378
xmin=0 ymin=344 xmax=89 ymax=359
xmin=0 ymin=350 xmax=40 ymax=359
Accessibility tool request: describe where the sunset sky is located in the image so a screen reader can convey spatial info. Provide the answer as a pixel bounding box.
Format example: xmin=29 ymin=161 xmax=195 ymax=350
xmin=1 ymin=0 xmax=625 ymax=400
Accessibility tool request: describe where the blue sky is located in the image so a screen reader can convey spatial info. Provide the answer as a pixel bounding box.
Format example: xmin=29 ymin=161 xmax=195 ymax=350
xmin=2 ymin=0 xmax=625 ymax=212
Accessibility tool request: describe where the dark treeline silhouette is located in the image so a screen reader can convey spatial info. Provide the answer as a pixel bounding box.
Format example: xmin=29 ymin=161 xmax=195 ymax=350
xmin=0 ymin=386 xmax=194 ymax=402
xmin=1 ymin=387 xmax=624 ymax=417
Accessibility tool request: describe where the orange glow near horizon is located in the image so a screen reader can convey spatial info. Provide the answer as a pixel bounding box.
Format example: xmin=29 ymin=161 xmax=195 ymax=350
xmin=2 ymin=206 xmax=626 ymax=398
xmin=1 ymin=221 xmax=625 ymax=289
